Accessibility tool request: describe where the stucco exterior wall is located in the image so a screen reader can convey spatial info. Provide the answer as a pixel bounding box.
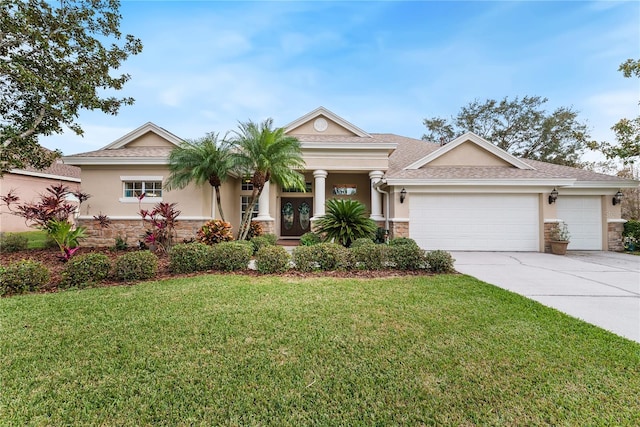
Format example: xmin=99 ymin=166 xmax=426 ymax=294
xmin=125 ymin=132 xmax=175 ymax=148
xmin=1 ymin=173 xmax=81 ymax=232
xmin=427 ymin=142 xmax=512 ymax=167
xmin=301 ymin=149 xmax=389 ymax=171
xmin=288 ymin=116 xmax=357 ymax=136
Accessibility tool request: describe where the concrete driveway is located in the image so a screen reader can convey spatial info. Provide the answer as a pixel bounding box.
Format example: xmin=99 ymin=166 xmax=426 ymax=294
xmin=452 ymin=251 xmax=640 ymax=343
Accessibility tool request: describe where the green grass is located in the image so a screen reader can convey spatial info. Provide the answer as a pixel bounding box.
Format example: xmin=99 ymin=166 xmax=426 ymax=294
xmin=8 ymin=230 xmax=51 ymax=249
xmin=1 ymin=275 xmax=639 ymax=426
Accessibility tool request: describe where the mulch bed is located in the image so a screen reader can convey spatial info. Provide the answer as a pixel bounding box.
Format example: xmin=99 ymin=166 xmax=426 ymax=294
xmin=1 ymin=247 xmax=434 ymax=295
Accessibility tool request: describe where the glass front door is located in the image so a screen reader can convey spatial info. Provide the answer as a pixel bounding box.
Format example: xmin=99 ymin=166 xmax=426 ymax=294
xmin=280 ymin=197 xmax=313 ymax=237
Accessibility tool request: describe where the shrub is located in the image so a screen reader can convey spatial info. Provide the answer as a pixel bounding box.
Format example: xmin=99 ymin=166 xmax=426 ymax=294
xmin=0 ymin=233 xmax=29 ymax=253
xmin=300 ymin=232 xmax=321 ymax=246
xmin=198 ymin=220 xmax=234 ymax=245
xmin=388 ymin=244 xmax=426 ymax=271
xmin=314 ymin=199 xmax=377 ymax=247
xmin=1 ymin=260 xmax=50 ymax=295
xmin=374 ymin=227 xmax=389 ymax=244
xmin=350 ymin=243 xmax=388 ymax=270
xmin=292 ymin=243 xmax=351 ymax=272
xmin=61 ymin=253 xmax=111 ymax=289
xmin=250 ymin=235 xmax=275 ymax=254
xmin=169 ymin=243 xmax=214 ymax=273
xmin=425 ymin=250 xmax=456 ymax=274
xmin=112 ymin=236 xmax=128 ymax=251
xmin=389 ymin=237 xmax=419 ymax=247
xmin=350 ymin=237 xmax=375 ymax=249
xmin=247 ymin=221 xmax=263 ymax=239
xmin=255 ymin=245 xmax=291 ymax=274
xmin=210 ymin=242 xmax=252 ymax=272
xmin=624 ymin=220 xmax=640 ymax=241
xmin=115 ymin=251 xmax=158 ymax=282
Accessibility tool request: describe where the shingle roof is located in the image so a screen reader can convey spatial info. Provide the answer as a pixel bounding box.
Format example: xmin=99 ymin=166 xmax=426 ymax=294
xmin=13 ymin=159 xmax=80 ymax=180
xmin=66 ymin=147 xmax=173 ymax=158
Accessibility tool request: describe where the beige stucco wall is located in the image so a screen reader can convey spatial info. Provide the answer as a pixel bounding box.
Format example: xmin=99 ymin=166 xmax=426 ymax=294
xmin=288 ymin=115 xmax=357 ymax=136
xmin=427 ymin=142 xmax=512 ymax=167
xmin=125 ymin=132 xmax=176 ymax=148
xmin=1 ymin=173 xmax=81 ymax=232
xmin=302 ymin=149 xmax=389 ymax=171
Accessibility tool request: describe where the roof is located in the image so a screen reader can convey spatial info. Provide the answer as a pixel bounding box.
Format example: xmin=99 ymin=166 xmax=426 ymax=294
xmin=8 ymin=159 xmax=81 ymax=182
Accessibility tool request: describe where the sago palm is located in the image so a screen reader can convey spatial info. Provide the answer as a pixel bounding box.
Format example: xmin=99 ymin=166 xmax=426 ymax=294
xmin=230 ymin=118 xmax=306 ymax=240
xmin=315 ymin=199 xmax=377 ymax=247
xmin=165 ymin=133 xmax=233 ymax=222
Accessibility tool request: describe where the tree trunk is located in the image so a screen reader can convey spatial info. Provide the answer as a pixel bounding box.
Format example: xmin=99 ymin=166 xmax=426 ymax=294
xmin=237 ymin=186 xmax=262 ymax=241
xmin=214 ymin=185 xmax=226 ymax=222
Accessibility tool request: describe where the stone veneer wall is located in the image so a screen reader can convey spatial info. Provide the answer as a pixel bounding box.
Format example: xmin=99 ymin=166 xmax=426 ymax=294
xmin=607 ymin=222 xmax=625 ymax=252
xmin=78 ymin=219 xmax=207 ymax=247
xmin=389 ymin=221 xmax=409 ymax=239
xmin=543 ymin=222 xmax=560 ymax=253
xmin=254 ymin=219 xmax=275 ymax=235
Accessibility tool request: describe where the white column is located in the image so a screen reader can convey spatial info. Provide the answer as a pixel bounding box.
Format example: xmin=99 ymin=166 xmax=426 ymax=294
xmin=369 ymin=170 xmax=384 ymax=221
xmin=254 ymin=181 xmax=273 ymax=220
xmin=312 ymin=170 xmax=328 ymax=219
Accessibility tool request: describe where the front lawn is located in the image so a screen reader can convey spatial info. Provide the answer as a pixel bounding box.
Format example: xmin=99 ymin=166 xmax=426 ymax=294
xmin=1 ymin=274 xmax=638 ymax=425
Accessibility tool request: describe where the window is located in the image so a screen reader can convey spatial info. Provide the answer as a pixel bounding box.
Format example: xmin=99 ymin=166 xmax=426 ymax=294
xmin=241 ymin=180 xmax=253 ymax=191
xmin=241 ymin=196 xmax=259 ymax=219
xmin=120 ymin=176 xmax=163 ymax=202
xmin=282 ymin=182 xmax=312 ymax=193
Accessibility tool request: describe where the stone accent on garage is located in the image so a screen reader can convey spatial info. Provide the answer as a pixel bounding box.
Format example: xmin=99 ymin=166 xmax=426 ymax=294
xmin=543 ymin=221 xmax=561 ymax=253
xmin=253 ymin=219 xmax=275 ymax=235
xmin=78 ymin=218 xmax=206 ymax=247
xmin=389 ymin=220 xmax=409 ymax=239
xmin=607 ymin=220 xmax=625 ymax=252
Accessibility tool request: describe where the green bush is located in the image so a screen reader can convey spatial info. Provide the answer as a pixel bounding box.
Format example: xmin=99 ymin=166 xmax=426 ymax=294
xmin=262 ymin=233 xmax=278 ymax=245
xmin=314 ymin=199 xmax=377 ymax=247
xmin=1 ymin=260 xmax=50 ymax=295
xmin=292 ymin=243 xmax=351 ymax=272
xmin=0 ymin=233 xmax=29 ymax=253
xmin=250 ymin=235 xmax=275 ymax=255
xmin=169 ymin=243 xmax=214 ymax=273
xmin=350 ymin=237 xmax=375 ymax=249
xmin=255 ymin=245 xmax=291 ymax=274
xmin=623 ymin=220 xmax=640 ymax=241
xmin=300 ymin=232 xmax=321 ymax=246
xmin=350 ymin=243 xmax=388 ymax=270
xmin=197 ymin=220 xmax=234 ymax=245
xmin=210 ymin=242 xmax=252 ymax=272
xmin=115 ymin=251 xmax=158 ymax=282
xmin=389 ymin=237 xmax=419 ymax=247
xmin=388 ymin=244 xmax=426 ymax=271
xmin=425 ymin=250 xmax=456 ymax=274
xmin=61 ymin=253 xmax=111 ymax=289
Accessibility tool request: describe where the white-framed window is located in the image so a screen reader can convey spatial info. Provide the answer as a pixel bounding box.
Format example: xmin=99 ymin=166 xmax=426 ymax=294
xmin=241 ymin=180 xmax=253 ymax=191
xmin=241 ymin=196 xmax=259 ymax=220
xmin=120 ymin=176 xmax=163 ymax=202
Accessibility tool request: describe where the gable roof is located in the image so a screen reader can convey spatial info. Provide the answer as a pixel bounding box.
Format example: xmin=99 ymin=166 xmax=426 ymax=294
xmin=101 ymin=122 xmax=183 ymax=150
xmin=404 ymin=132 xmax=534 ymax=170
xmin=9 ymin=159 xmax=81 ymax=182
xmin=285 ymin=106 xmax=371 ymax=138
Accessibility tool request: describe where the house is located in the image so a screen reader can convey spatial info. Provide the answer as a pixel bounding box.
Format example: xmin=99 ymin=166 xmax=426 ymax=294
xmin=63 ymin=107 xmax=638 ymax=251
xmin=0 ymin=159 xmax=81 ymax=232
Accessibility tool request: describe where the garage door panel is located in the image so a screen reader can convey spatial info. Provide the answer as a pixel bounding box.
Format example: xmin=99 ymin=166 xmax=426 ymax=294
xmin=409 ymin=194 xmax=539 ymax=251
xmin=556 ymin=196 xmax=602 ymax=250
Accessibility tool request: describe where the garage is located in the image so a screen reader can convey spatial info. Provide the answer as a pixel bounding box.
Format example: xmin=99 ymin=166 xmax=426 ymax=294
xmin=556 ymin=196 xmax=602 ymax=250
xmin=409 ymin=193 xmax=540 ymax=251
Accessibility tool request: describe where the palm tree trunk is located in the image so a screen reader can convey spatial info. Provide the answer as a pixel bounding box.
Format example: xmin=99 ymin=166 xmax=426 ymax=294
xmin=237 ymin=187 xmax=261 ymax=240
xmin=214 ymin=185 xmax=226 ymax=222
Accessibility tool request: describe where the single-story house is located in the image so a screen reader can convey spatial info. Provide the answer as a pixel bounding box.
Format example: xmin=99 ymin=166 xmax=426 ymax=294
xmin=63 ymin=107 xmax=638 ymax=252
xmin=0 ymin=159 xmax=81 ymax=232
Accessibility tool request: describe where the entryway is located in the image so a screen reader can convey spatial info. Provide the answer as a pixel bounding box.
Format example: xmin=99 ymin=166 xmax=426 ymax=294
xmin=280 ymin=197 xmax=313 ymax=238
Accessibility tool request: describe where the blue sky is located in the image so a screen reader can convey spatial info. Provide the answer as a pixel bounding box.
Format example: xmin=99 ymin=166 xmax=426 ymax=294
xmin=42 ymin=1 xmax=639 ymax=162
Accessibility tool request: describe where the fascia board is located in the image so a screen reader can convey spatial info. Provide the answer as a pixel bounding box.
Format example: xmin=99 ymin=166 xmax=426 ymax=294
xmin=285 ymin=106 xmax=371 ymax=137
xmin=62 ymin=157 xmax=169 ymax=165
xmin=569 ymin=180 xmax=640 ymax=189
xmin=101 ymin=122 xmax=183 ymax=150
xmin=384 ymin=178 xmax=576 ymax=187
xmin=405 ymin=132 xmax=534 ymax=170
xmin=8 ymin=169 xmax=81 ymax=182
xmin=301 ymin=142 xmax=397 ymax=150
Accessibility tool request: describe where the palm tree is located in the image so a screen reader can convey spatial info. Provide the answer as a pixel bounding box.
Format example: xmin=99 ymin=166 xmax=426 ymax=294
xmin=314 ymin=199 xmax=377 ymax=247
xmin=165 ymin=133 xmax=233 ymax=222
xmin=231 ymin=118 xmax=306 ymax=240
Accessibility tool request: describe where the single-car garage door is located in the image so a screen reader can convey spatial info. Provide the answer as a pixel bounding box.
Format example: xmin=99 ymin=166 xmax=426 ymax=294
xmin=556 ymin=196 xmax=602 ymax=250
xmin=409 ymin=193 xmax=539 ymax=251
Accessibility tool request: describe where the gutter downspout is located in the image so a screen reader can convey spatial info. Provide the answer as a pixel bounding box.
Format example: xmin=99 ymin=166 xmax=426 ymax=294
xmin=373 ymin=178 xmax=390 ymax=232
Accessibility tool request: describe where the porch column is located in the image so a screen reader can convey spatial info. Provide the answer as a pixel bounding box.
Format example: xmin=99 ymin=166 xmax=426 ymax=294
xmin=254 ymin=181 xmax=273 ymax=220
xmin=312 ymin=169 xmax=328 ymax=220
xmin=369 ymin=170 xmax=384 ymax=221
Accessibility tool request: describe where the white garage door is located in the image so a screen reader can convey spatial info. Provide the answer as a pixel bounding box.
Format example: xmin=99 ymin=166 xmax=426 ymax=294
xmin=409 ymin=193 xmax=539 ymax=251
xmin=556 ymin=196 xmax=602 ymax=250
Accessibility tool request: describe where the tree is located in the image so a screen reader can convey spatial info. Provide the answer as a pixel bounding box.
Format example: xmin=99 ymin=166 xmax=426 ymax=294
xmin=592 ymin=59 xmax=640 ymax=165
xmin=314 ymin=199 xmax=377 ymax=247
xmin=423 ymin=96 xmax=590 ymax=167
xmin=0 ymin=0 xmax=143 ymax=174
xmin=230 ymin=118 xmax=306 ymax=241
xmin=165 ymin=133 xmax=233 ymax=222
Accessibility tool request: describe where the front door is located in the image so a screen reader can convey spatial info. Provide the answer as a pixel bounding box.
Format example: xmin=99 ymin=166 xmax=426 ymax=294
xmin=280 ymin=197 xmax=313 ymax=237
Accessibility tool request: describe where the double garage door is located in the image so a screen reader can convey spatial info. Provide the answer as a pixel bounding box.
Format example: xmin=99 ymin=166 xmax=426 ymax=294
xmin=409 ymin=193 xmax=603 ymax=251
xmin=409 ymin=193 xmax=540 ymax=251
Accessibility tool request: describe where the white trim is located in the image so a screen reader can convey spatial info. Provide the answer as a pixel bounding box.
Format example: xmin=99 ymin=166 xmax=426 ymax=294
xmin=120 ymin=175 xmax=163 ymax=181
xmin=569 ymin=181 xmax=639 ymax=189
xmin=385 ymin=178 xmax=575 ymax=187
xmin=544 ymin=219 xmax=564 ymax=223
xmin=405 ymin=132 xmax=534 ymax=170
xmin=62 ymin=157 xmax=169 ymax=165
xmin=102 ymin=122 xmax=183 ymax=149
xmin=8 ymin=169 xmax=80 ymax=183
xmin=285 ymin=106 xmax=371 ymax=138
xmin=607 ymin=219 xmax=628 ymax=223
xmin=119 ymin=197 xmax=163 ymax=203
xmin=301 ymin=142 xmax=396 ymax=150
xmin=78 ymin=215 xmax=211 ymax=221
xmin=389 ymin=218 xmax=410 ymax=222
